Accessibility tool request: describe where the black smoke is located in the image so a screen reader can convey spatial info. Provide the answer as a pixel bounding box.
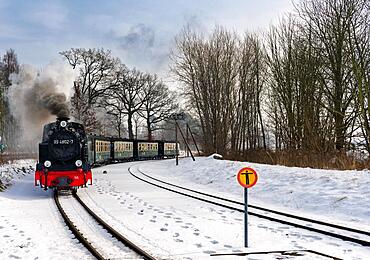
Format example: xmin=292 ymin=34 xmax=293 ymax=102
xmin=8 ymin=63 xmax=74 ymax=142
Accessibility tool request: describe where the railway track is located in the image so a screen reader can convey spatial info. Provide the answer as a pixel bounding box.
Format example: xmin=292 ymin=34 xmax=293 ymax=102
xmin=54 ymin=190 xmax=156 ymax=260
xmin=128 ymin=163 xmax=370 ymax=249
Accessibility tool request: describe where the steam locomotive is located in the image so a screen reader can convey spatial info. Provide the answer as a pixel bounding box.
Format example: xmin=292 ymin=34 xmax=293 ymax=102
xmin=35 ymin=117 xmax=92 ymax=192
xmin=35 ymin=118 xmax=178 ymax=191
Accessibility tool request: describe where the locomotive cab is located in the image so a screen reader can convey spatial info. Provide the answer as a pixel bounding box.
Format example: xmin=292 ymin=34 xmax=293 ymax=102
xmin=35 ymin=117 xmax=92 ymax=191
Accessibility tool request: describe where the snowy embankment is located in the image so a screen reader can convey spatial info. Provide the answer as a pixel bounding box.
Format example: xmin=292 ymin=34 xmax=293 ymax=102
xmin=0 ymin=160 xmax=92 ymax=260
xmin=140 ymin=155 xmax=370 ymax=229
xmin=0 ymin=160 xmax=35 ymax=191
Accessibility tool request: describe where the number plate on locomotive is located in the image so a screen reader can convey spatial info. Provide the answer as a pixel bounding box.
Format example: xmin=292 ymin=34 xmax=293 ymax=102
xmin=53 ymin=139 xmax=74 ymax=145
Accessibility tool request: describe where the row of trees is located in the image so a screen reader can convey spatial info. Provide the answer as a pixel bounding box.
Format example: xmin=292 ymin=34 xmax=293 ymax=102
xmin=60 ymin=48 xmax=178 ymax=140
xmin=0 ymin=48 xmax=183 ymax=151
xmin=172 ymin=28 xmax=266 ymax=155
xmin=172 ymin=0 xmax=369 ymax=160
xmin=267 ymin=0 xmax=369 ymax=153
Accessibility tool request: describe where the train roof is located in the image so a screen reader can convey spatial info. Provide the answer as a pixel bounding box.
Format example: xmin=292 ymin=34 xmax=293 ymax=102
xmin=87 ymin=135 xmax=177 ymax=143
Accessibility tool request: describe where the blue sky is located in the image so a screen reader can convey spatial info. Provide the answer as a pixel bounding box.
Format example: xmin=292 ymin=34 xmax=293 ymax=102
xmin=0 ymin=0 xmax=293 ymax=78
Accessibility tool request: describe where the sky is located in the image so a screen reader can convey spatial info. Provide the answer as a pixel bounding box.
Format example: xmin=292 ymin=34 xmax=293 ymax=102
xmin=0 ymin=0 xmax=293 ymax=81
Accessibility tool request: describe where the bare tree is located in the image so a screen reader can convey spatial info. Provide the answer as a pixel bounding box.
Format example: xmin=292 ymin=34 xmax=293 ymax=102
xmin=139 ymin=75 xmax=178 ymax=140
xmin=60 ymin=48 xmax=121 ymax=127
xmin=347 ymin=0 xmax=370 ymax=152
xmin=102 ymin=97 xmax=126 ymax=138
xmin=133 ymin=113 xmax=144 ymax=139
xmin=265 ymin=16 xmax=329 ymax=151
xmin=297 ymin=0 xmax=359 ymax=150
xmin=231 ymin=33 xmax=267 ymax=156
xmin=113 ymin=68 xmax=148 ymax=139
xmin=71 ymin=81 xmax=101 ymax=133
xmin=171 ymin=26 xmax=239 ymax=154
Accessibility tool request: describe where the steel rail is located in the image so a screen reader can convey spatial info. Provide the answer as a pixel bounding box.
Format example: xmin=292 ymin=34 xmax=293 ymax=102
xmin=136 ymin=167 xmax=370 ymax=237
xmin=54 ymin=190 xmax=105 ymax=260
xmin=73 ymin=192 xmax=156 ymax=260
xmin=128 ymin=165 xmax=370 ymax=247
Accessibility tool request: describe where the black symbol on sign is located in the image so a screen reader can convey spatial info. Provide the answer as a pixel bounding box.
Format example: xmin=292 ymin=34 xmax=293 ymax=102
xmin=241 ymin=171 xmax=254 ymax=185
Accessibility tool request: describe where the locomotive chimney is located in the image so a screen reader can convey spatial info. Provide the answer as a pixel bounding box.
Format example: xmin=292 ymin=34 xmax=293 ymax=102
xmin=56 ymin=117 xmax=70 ymax=122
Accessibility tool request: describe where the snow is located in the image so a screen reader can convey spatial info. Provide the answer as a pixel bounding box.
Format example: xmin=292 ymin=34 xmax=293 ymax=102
xmin=137 ymin=157 xmax=370 ymax=259
xmin=58 ymin=194 xmax=141 ymax=259
xmin=140 ymin=157 xmax=370 ymax=229
xmin=1 ymin=158 xmax=370 ymax=259
xmin=79 ymin=161 xmax=370 ymax=259
xmin=0 ymin=160 xmax=92 ymax=260
xmin=0 ymin=160 xmax=34 ymax=191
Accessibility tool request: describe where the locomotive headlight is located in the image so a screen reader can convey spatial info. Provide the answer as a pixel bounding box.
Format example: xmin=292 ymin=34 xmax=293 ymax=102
xmin=75 ymin=160 xmax=82 ymax=167
xmin=60 ymin=121 xmax=67 ymax=127
xmin=44 ymin=160 xmax=51 ymax=168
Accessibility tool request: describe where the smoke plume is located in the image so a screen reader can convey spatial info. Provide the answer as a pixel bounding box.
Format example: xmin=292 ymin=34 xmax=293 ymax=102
xmin=8 ymin=63 xmax=76 ymax=143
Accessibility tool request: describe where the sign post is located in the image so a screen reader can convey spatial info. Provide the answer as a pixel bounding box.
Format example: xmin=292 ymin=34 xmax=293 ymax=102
xmin=175 ymin=122 xmax=178 ymax=166
xmin=237 ymin=167 xmax=258 ymax=248
xmin=244 ymin=186 xmax=248 ymax=247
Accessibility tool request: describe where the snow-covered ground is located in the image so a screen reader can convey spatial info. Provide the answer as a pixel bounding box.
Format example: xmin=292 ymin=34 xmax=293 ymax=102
xmin=0 ymin=160 xmax=92 ymax=260
xmin=140 ymin=156 xmax=370 ymax=229
xmin=0 ymin=160 xmax=34 ymax=191
xmin=1 ymin=158 xmax=370 ymax=259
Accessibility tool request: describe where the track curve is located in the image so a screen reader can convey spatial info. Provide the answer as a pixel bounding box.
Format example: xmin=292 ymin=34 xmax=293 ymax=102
xmin=136 ymin=166 xmax=370 ymax=237
xmin=128 ymin=163 xmax=370 ymax=248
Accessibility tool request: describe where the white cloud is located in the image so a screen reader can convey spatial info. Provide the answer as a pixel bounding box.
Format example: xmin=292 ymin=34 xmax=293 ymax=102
xmin=0 ymin=0 xmax=295 ymax=76
xmin=27 ymin=2 xmax=67 ymax=30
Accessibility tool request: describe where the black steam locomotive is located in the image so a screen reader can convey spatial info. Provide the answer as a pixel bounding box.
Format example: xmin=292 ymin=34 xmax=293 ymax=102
xmin=35 ymin=117 xmax=92 ymax=191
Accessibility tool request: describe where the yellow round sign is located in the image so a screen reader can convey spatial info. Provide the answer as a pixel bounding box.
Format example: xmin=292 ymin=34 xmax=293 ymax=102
xmin=237 ymin=167 xmax=258 ymax=188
